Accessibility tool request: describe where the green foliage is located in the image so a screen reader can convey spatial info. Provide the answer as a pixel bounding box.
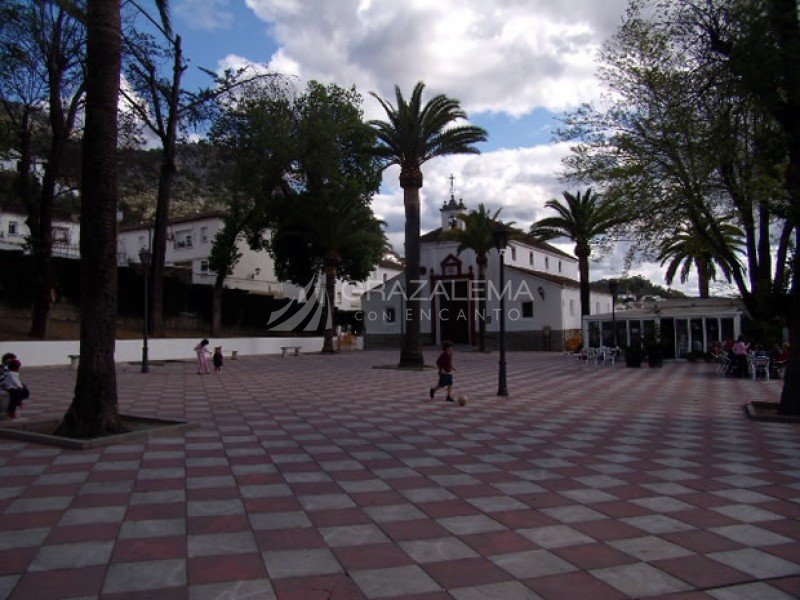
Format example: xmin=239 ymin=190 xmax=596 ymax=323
xmin=594 ymin=275 xmax=688 ymax=299
xmin=369 ymin=81 xmax=487 ymax=178
xmin=444 ymin=204 xmax=503 ymax=265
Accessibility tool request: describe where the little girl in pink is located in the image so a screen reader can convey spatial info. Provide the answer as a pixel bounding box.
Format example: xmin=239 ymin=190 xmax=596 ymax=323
xmin=194 ymin=338 xmax=212 ymax=374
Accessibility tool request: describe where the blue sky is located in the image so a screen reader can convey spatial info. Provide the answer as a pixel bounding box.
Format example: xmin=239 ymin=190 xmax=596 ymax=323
xmin=147 ymin=0 xmax=710 ymax=296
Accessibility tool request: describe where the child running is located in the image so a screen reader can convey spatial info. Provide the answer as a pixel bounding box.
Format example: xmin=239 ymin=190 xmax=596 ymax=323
xmin=429 ymin=341 xmax=456 ymax=403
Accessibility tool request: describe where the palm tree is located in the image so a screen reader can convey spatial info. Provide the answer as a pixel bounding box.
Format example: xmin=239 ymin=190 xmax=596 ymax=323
xmin=444 ymin=204 xmax=503 ymax=352
xmin=530 ymin=188 xmax=627 ymax=317
xmin=370 ymin=82 xmax=487 ymax=367
xmin=657 ymin=221 xmax=744 ymax=298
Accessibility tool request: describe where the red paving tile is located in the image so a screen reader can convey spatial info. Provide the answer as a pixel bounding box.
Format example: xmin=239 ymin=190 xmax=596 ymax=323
xmin=187 ymin=514 xmax=251 ymax=534
xmin=112 ymin=536 xmax=187 ymax=562
xmin=653 ymin=555 xmax=752 ymax=588
xmin=333 ymin=543 xmax=413 ymax=570
xmin=461 ymin=530 xmax=537 ymax=555
xmin=307 ymin=508 xmax=372 ymax=527
xmin=661 ymin=530 xmax=745 ymax=554
xmin=273 ymin=574 xmax=366 ymax=600
xmin=126 ymin=502 xmax=186 ymax=520
xmin=187 ymin=554 xmax=268 ymax=585
xmin=422 ymin=556 xmax=512 ymax=589
xmin=255 ymin=527 xmax=326 ymax=551
xmin=381 ymin=519 xmax=451 ymax=541
xmin=525 ymin=571 xmax=627 ymax=600
xmin=0 ymin=547 xmax=36 ymax=575
xmin=47 ymin=522 xmax=120 ymax=543
xmin=9 ymin=566 xmax=106 ymax=600
xmin=552 ymin=543 xmax=638 ymax=570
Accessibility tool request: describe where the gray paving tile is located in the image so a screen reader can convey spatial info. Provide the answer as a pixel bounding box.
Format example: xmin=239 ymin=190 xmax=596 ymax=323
xmin=119 ymin=518 xmax=186 ymax=539
xmin=320 ymin=524 xmax=390 ymax=547
xmin=30 ymin=541 xmax=114 ymax=571
xmin=350 ymin=565 xmax=441 ymax=598
xmin=6 ymin=496 xmax=72 ymax=513
xmin=467 ymin=495 xmax=529 ymax=512
xmin=0 ymin=528 xmax=50 ymax=551
xmin=103 ymin=559 xmax=186 ymax=593
xmin=490 ymin=549 xmax=577 ymax=578
xmin=262 ymin=548 xmax=342 ymax=579
xmin=34 ymin=472 xmax=89 ymax=485
xmin=592 ymin=562 xmax=693 ymax=597
xmin=399 ymin=537 xmax=478 ymax=563
xmin=188 ymin=498 xmax=245 ymax=517
xmin=400 ymin=487 xmax=457 ymax=503
xmin=609 ymin=536 xmax=695 ymax=561
xmin=437 ymin=514 xmax=505 ymax=535
xmin=365 ymin=503 xmax=427 ymax=523
xmin=540 ymin=505 xmax=607 ymax=523
xmin=0 ymin=575 xmax=19 ymax=600
xmin=249 ymin=511 xmax=313 ymax=531
xmin=189 ymin=579 xmax=277 ymax=600
xmin=338 ymin=479 xmax=390 ymax=493
xmin=188 ymin=531 xmax=258 ymax=557
xmin=621 ymin=514 xmax=695 ymax=534
xmin=712 ymin=504 xmax=783 ymax=523
xmin=517 ymin=525 xmax=595 ymax=548
xmin=129 ymin=489 xmax=186 ymax=505
xmin=451 ymin=581 xmax=543 ymax=600
xmin=708 ymin=582 xmax=796 ymax=600
xmin=630 ymin=496 xmax=695 ymax=513
xmin=708 ymin=548 xmax=800 ymax=579
xmin=298 ymin=493 xmax=356 ymax=511
xmin=239 ymin=484 xmax=293 ymax=499
xmin=59 ymin=506 xmax=126 ymax=526
xmin=711 ymin=524 xmax=794 ymax=547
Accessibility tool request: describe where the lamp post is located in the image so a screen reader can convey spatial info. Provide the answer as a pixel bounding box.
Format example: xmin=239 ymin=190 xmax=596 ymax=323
xmin=609 ymin=279 xmax=618 ymax=348
xmin=493 ymin=225 xmax=508 ymax=397
xmin=139 ymin=247 xmax=152 ymax=374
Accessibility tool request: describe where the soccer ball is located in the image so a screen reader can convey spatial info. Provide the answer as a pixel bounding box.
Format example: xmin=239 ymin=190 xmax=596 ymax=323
xmin=457 ymin=395 xmax=467 ymax=406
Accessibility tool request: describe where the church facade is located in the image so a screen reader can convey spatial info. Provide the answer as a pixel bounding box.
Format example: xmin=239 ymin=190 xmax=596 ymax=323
xmin=362 ymin=196 xmax=613 ymax=351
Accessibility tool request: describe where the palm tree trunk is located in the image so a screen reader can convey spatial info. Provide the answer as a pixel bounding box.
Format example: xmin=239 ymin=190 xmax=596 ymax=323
xmin=322 ymin=264 xmax=336 ymax=354
xmin=577 ymin=247 xmax=591 ymax=317
xmin=477 ymin=256 xmax=487 ymax=352
xmin=399 ymin=180 xmax=424 ymax=367
xmin=56 ymin=0 xmax=123 ymax=437
xmin=696 ymin=259 xmax=710 ymax=299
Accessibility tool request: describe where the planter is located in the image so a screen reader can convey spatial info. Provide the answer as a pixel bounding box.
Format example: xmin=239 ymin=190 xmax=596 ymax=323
xmin=625 ymin=353 xmax=642 ymax=368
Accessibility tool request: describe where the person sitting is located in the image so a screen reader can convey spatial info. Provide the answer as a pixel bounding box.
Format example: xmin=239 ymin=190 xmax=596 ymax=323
xmin=772 ymin=343 xmax=790 ymax=378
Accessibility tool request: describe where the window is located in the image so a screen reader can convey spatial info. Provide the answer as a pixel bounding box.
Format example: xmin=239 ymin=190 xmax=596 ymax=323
xmin=529 ymin=252 xmax=533 ymax=265
xmin=174 ymin=229 xmax=193 ymax=248
xmin=200 ymin=260 xmax=209 ymax=272
xmin=545 ymin=257 xmax=549 ymax=269
xmin=558 ymin=261 xmax=562 ymax=273
xmin=200 ymin=227 xmax=209 ymax=243
xmin=382 ymin=273 xmax=387 ymax=282
xmin=511 ymin=247 xmax=516 ymax=261
xmin=384 ymin=307 xmax=396 ymax=322
xmin=522 ymin=301 xmax=533 ymax=318
xmin=52 ymin=226 xmax=70 ymax=243
xmin=569 ymin=299 xmax=575 ymax=316
xmin=8 ymin=221 xmax=18 ymax=236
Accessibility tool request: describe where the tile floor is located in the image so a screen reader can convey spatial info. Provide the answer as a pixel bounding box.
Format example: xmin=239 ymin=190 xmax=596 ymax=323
xmin=0 ymin=350 xmax=798 ymax=599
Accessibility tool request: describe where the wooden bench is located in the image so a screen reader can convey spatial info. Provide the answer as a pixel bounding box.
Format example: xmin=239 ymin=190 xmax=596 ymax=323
xmin=68 ymin=354 xmax=79 ymax=369
xmin=280 ymin=346 xmax=301 ymax=357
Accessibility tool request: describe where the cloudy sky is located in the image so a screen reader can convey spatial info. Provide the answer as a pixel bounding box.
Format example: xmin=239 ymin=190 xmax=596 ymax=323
xmin=169 ymin=0 xmax=711 ymax=295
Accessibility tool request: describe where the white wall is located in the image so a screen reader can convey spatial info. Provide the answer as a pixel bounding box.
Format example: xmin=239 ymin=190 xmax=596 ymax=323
xmin=2 ymin=336 xmax=363 ymax=367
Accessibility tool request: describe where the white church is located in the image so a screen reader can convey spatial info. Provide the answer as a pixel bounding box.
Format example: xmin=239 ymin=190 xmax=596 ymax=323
xmin=361 ymin=193 xmax=614 ymax=351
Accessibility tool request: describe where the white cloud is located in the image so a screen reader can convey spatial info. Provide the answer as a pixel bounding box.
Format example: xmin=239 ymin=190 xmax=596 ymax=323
xmin=243 ymin=0 xmax=629 ymax=115
xmin=175 ymin=0 xmax=235 ymax=31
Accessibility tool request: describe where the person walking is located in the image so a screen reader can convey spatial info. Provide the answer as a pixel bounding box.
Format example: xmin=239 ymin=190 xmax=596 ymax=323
xmin=194 ymin=339 xmax=212 ymax=374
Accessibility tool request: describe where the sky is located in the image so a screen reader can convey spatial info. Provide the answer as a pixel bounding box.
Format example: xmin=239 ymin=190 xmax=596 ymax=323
xmin=165 ymin=0 xmax=714 ymax=296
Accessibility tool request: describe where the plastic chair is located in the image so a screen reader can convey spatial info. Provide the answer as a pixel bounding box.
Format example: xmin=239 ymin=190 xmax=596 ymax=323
xmin=751 ymin=356 xmax=770 ymax=380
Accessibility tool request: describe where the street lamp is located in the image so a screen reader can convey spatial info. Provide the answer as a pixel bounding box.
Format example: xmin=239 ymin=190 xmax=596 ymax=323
xmin=139 ymin=247 xmax=152 ymax=374
xmin=608 ymin=279 xmax=618 ymax=348
xmin=493 ymin=224 xmax=508 ymax=397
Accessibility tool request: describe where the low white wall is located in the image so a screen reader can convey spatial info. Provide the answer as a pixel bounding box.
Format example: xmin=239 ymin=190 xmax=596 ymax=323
xmin=1 ymin=336 xmax=364 ymax=367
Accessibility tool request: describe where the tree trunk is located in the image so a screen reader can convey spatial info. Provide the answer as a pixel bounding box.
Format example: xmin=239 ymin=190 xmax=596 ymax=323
xmin=576 ymin=244 xmax=591 ymax=317
xmin=211 ymin=283 xmax=222 ymax=337
xmin=55 ymin=0 xmax=123 ymax=438
xmin=477 ymin=254 xmax=487 ymax=352
xmin=399 ymin=171 xmax=424 ymax=367
xmin=322 ymin=264 xmax=337 ymax=354
xmin=149 ymin=35 xmax=183 ymax=336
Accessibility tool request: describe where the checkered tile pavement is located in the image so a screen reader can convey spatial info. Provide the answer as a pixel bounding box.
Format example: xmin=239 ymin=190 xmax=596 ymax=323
xmin=1 ymin=351 xmax=799 ymax=599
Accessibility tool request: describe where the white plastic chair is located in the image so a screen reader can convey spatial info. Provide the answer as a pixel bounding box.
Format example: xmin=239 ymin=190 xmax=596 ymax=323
xmin=751 ymin=356 xmax=770 ymax=380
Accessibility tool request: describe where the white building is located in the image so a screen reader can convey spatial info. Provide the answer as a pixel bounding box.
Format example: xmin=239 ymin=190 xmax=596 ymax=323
xmin=362 ymin=197 xmax=613 ymax=351
xmin=0 ymin=207 xmax=81 ymax=259
xmin=118 ymin=214 xmax=403 ymax=309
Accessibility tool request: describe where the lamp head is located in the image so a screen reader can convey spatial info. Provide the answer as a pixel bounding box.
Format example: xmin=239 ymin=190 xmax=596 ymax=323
xmin=537 ymin=286 xmax=545 ymax=301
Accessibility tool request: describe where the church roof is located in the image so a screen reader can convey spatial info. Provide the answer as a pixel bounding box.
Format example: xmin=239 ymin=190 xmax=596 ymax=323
xmin=420 ymin=225 xmax=575 ymax=260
